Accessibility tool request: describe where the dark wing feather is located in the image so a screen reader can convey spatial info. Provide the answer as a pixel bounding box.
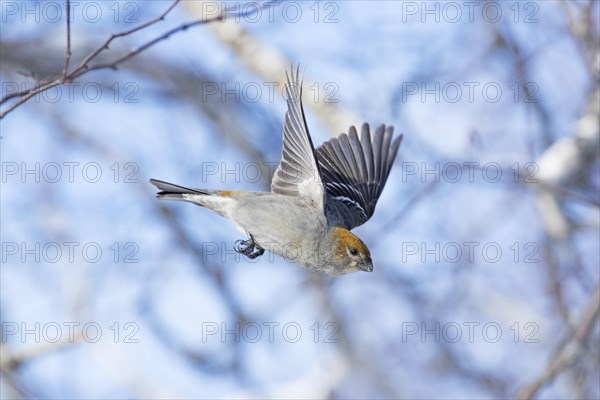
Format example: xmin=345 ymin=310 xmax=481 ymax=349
xmin=316 ymin=123 xmax=402 ymax=229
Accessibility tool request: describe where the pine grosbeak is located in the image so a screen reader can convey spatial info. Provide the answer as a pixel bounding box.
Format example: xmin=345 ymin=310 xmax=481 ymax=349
xmin=150 ymin=66 xmax=402 ymax=275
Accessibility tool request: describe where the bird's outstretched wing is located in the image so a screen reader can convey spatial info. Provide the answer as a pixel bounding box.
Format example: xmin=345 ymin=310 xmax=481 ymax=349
xmin=271 ymin=65 xmax=325 ymax=211
xmin=317 ymin=123 xmax=402 ymax=230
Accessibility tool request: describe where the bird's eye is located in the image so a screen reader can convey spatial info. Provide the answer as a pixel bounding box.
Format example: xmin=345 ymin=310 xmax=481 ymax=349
xmin=349 ymin=247 xmax=358 ymax=256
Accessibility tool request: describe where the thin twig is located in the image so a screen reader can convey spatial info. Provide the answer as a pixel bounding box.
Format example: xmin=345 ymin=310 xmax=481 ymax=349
xmin=62 ymin=0 xmax=72 ymax=76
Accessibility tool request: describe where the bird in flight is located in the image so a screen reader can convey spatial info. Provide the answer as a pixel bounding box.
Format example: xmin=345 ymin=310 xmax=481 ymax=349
xmin=151 ymin=66 xmax=402 ymax=275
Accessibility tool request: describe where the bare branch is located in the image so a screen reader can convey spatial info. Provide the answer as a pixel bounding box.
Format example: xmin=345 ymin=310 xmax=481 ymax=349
xmin=0 ymin=0 xmax=182 ymax=118
xmin=0 ymin=0 xmax=283 ymax=120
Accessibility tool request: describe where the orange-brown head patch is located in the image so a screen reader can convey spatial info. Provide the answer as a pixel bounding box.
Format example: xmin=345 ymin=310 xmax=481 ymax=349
xmin=332 ymin=227 xmax=370 ymax=260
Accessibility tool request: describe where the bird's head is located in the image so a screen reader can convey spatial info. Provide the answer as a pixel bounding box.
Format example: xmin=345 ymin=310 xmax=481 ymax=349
xmin=329 ymin=227 xmax=373 ymax=274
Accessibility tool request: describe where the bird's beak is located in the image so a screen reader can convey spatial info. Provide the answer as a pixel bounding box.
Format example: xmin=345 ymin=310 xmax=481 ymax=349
xmin=359 ymin=258 xmax=373 ymax=272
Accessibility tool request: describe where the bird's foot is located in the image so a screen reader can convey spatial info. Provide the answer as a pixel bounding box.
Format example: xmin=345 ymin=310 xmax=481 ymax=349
xmin=234 ymin=236 xmax=264 ymax=259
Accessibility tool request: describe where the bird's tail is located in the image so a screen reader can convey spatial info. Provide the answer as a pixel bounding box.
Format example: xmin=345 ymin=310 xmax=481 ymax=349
xmin=150 ymin=179 xmax=211 ymax=201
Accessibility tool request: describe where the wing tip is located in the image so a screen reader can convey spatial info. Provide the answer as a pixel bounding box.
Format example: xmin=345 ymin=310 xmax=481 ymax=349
xmin=286 ymin=63 xmax=305 ymax=88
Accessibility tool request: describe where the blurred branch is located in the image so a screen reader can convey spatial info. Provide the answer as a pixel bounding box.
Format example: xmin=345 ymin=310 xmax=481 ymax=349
xmin=0 ymin=334 xmax=83 ymax=373
xmin=534 ymin=1 xmax=600 ymax=239
xmin=184 ymin=1 xmax=361 ymax=136
xmin=515 ymin=283 xmax=600 ymax=399
xmin=561 ymin=0 xmax=600 ymax=80
xmin=535 ymin=86 xmax=600 ymax=239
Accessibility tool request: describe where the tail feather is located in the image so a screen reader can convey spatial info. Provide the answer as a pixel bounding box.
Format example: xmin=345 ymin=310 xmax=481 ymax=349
xmin=150 ymin=179 xmax=210 ymax=200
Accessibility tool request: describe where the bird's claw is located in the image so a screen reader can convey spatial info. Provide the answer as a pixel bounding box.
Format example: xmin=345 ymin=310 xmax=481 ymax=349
xmin=234 ymin=236 xmax=264 ymax=259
